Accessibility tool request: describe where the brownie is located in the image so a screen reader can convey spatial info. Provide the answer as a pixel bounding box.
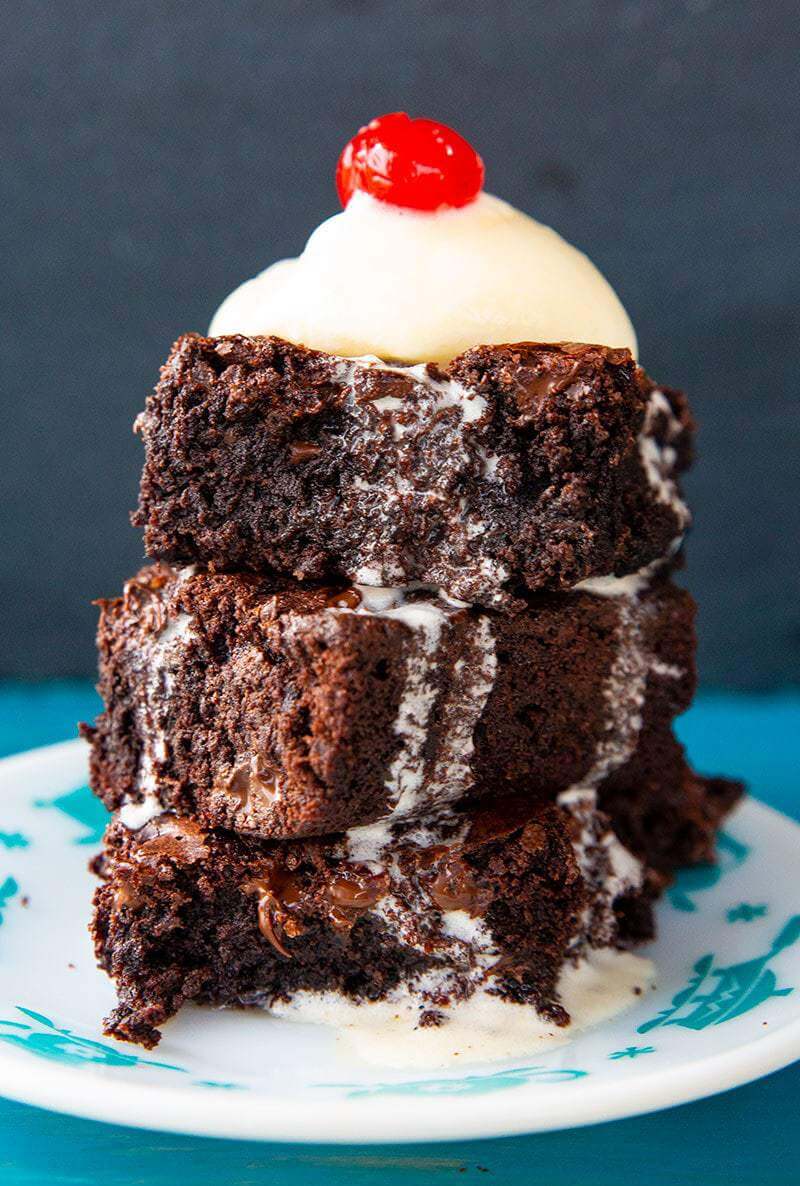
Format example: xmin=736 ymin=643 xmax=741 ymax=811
xmin=83 ymin=563 xmax=699 ymax=839
xmin=86 ymin=289 xmax=745 ymax=1058
xmin=91 ymin=793 xmax=653 ymax=1049
xmin=133 ymin=335 xmax=692 ymax=607
xmin=597 ymin=725 xmax=743 ymax=878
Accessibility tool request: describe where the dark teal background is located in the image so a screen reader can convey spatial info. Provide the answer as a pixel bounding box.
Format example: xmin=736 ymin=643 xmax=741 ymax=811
xmin=2 ymin=0 xmax=799 ymax=686
xmin=1 ymin=683 xmax=798 ymax=1182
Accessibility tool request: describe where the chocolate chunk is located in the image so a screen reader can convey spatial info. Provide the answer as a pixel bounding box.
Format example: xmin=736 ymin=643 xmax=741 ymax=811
xmin=137 ymin=816 xmax=209 ymax=863
xmin=325 ymin=587 xmax=362 ymax=609
xmin=289 ymin=442 xmax=322 ymax=464
xmin=327 ymin=870 xmax=390 ymax=909
xmin=354 ymin=369 xmax=416 ymax=404
xmin=221 ymin=757 xmax=279 ymax=809
xmin=426 ymin=853 xmax=481 ymax=914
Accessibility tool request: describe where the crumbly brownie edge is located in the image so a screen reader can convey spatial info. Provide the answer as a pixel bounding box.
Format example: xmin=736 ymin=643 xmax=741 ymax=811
xmin=84 ymin=566 xmax=698 ymax=840
xmin=91 ymin=794 xmax=650 ymax=1048
xmin=133 ymin=335 xmax=692 ymax=604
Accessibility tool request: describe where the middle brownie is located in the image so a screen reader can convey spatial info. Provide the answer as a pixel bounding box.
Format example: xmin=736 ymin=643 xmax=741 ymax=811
xmin=85 ymin=564 xmax=696 ymax=839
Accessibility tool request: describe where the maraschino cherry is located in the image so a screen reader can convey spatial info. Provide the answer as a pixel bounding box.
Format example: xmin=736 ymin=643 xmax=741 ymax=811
xmin=336 ymin=112 xmax=484 ymax=212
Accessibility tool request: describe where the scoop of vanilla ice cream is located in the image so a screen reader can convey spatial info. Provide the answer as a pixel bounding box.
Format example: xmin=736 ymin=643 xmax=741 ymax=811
xmin=209 ymin=190 xmax=637 ymax=363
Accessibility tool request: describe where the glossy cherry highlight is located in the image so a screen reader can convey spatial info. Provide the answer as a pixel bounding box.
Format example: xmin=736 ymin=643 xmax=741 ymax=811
xmin=336 ymin=112 xmax=484 ymax=212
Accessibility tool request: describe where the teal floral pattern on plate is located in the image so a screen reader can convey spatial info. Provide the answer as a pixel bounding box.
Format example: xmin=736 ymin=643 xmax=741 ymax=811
xmin=0 ymin=1008 xmax=185 ymax=1071
xmin=0 ymin=1009 xmax=252 ymax=1090
xmin=608 ymin=1046 xmax=655 ymax=1059
xmin=666 ymin=832 xmax=750 ymax=912
xmin=0 ymin=877 xmax=18 ymax=926
xmin=34 ymin=784 xmax=109 ymax=845
xmin=0 ymin=833 xmax=29 ymax=849
xmin=639 ymin=915 xmax=800 ymax=1033
xmin=727 ymin=903 xmax=768 ymax=923
xmin=325 ymin=1066 xmax=588 ymax=1097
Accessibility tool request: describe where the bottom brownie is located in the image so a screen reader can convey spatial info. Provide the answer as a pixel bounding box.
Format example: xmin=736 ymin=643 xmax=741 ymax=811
xmin=92 ymin=791 xmax=655 ymax=1049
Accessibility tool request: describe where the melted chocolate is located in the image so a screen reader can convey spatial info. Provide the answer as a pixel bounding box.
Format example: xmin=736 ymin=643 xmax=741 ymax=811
xmin=325 ymin=587 xmax=362 ymax=609
xmin=513 ymin=344 xmax=632 ymax=421
xmin=222 ymin=756 xmax=279 ymax=809
xmin=426 ymin=852 xmax=480 ymax=913
xmin=354 ymin=369 xmax=416 ymax=405
xmin=242 ymin=867 xmax=310 ymax=957
xmin=289 ymin=442 xmax=322 ymax=464
xmin=327 ymin=870 xmax=389 ymax=909
xmin=137 ymin=816 xmax=209 ymax=863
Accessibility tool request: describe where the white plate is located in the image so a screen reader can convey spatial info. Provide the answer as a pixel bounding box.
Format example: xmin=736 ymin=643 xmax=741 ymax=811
xmin=0 ymin=738 xmax=799 ymax=1143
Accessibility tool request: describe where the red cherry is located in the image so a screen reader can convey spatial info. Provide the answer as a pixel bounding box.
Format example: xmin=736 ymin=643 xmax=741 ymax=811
xmin=336 ymin=112 xmax=484 ymax=212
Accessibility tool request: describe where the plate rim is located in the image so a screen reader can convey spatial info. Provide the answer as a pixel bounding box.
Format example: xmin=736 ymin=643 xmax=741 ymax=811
xmin=1 ymin=739 xmax=799 ymax=1143
xmin=2 ymin=1003 xmax=800 ymax=1143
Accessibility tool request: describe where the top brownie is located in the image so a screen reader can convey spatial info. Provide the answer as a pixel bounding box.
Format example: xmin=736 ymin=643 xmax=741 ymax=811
xmin=134 ymin=334 xmax=692 ymax=607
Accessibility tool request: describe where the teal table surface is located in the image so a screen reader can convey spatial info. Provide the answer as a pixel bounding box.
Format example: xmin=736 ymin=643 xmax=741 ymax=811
xmin=0 ymin=681 xmax=798 ymax=1185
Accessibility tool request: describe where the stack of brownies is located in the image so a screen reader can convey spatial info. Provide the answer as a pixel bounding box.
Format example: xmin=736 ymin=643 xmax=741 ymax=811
xmin=84 ymin=334 xmax=740 ymax=1048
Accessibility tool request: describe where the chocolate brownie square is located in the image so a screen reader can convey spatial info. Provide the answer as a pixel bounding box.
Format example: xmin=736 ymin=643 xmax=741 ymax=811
xmin=84 ymin=564 xmax=701 ymax=840
xmin=133 ymin=335 xmax=692 ymax=607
